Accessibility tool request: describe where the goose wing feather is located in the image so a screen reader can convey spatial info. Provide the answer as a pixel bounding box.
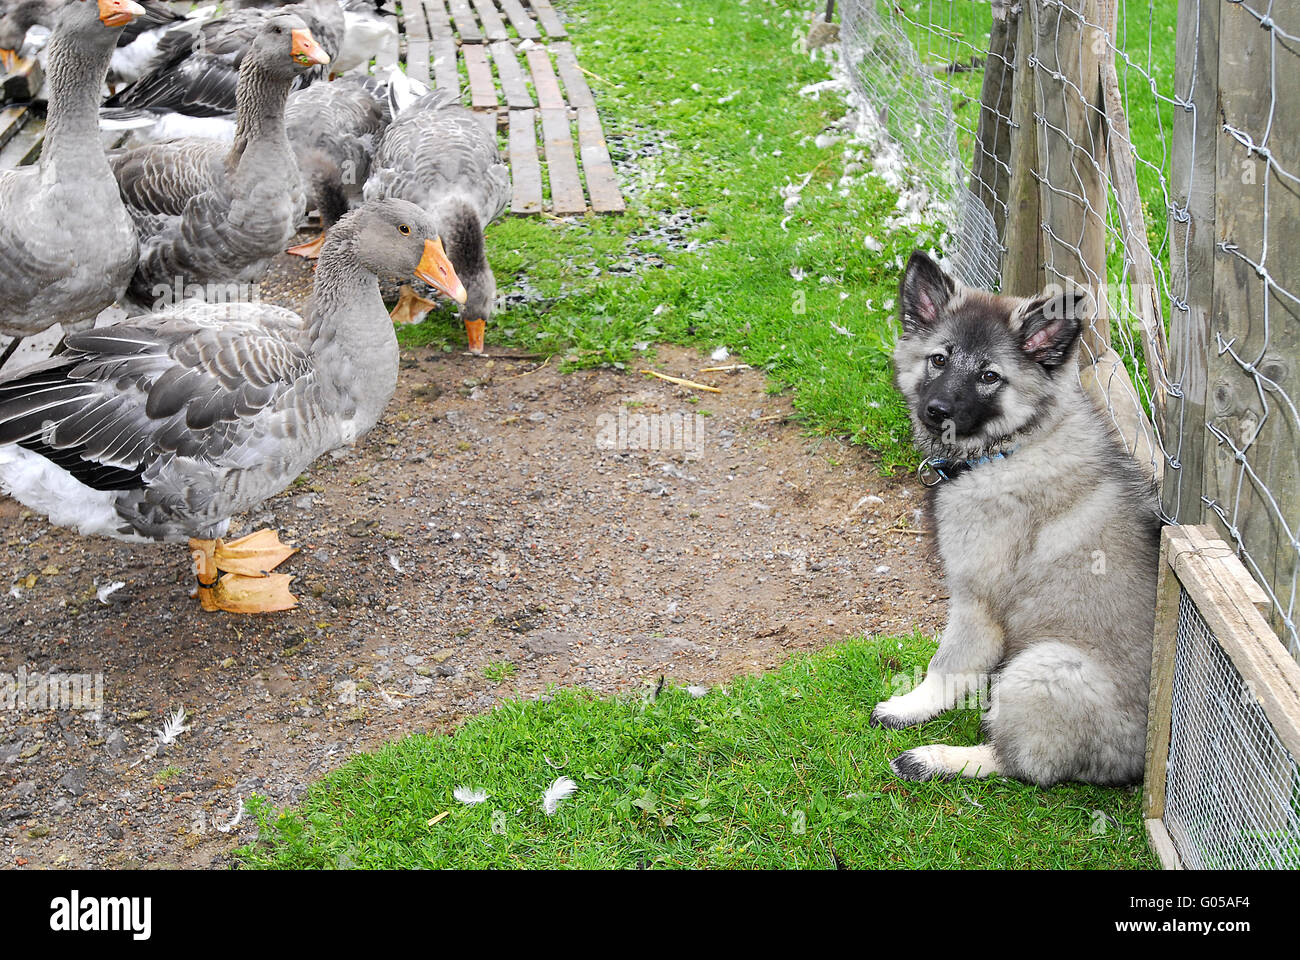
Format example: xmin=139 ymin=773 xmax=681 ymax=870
xmin=0 ymin=302 xmax=314 ymax=491
xmin=111 ymin=137 xmax=229 ymax=218
xmin=366 ymin=91 xmax=509 ymax=226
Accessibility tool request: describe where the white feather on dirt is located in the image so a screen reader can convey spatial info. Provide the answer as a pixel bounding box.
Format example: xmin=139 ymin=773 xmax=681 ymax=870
xmin=686 ymin=685 xmax=709 ymax=698
xmin=155 ymin=707 xmax=190 ymax=746
xmin=542 ymin=776 xmax=578 ymax=816
xmin=454 ymin=787 xmax=489 ymax=805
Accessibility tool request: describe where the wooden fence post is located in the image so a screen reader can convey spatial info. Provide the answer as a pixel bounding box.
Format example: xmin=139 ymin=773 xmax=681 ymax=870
xmin=1163 ymin=0 xmax=1219 ymax=527
xmin=1026 ymin=0 xmax=1110 ymax=362
xmin=1206 ymin=0 xmax=1300 ymax=649
xmin=1000 ymin=2 xmax=1043 ymax=297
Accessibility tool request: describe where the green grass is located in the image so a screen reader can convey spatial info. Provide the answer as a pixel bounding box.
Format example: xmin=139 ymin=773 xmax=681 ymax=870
xmin=235 ymin=633 xmax=1155 ymax=869
xmin=399 ymin=0 xmax=924 ymax=472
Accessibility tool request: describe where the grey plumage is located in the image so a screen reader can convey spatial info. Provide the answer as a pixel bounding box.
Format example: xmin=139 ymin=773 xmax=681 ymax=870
xmin=286 ymin=73 xmax=390 ymax=227
xmin=110 ymin=14 xmax=324 ymax=309
xmin=0 ymin=199 xmax=448 ymax=543
xmin=102 ymin=0 xmax=341 ymax=117
xmin=872 ymin=252 xmax=1162 ymax=787
xmin=364 ymin=89 xmax=510 ymax=328
xmin=0 ymin=0 xmax=139 ymax=339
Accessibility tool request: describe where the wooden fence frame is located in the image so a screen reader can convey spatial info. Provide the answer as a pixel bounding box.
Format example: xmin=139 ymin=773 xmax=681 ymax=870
xmin=1143 ymin=524 xmax=1300 ymax=869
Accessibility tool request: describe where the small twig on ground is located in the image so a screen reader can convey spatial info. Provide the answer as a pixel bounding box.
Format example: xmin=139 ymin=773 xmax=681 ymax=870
xmin=503 ymin=355 xmax=551 ymax=379
xmin=699 ymin=363 xmax=752 ymax=373
xmin=639 ymin=369 xmax=721 ymax=393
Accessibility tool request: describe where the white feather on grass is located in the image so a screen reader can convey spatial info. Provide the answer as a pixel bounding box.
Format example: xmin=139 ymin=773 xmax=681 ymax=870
xmin=542 ymin=776 xmax=578 ymax=816
xmin=454 ymin=786 xmax=489 ymax=805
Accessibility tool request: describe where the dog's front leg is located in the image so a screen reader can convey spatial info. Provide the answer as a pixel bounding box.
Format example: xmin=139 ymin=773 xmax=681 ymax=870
xmin=869 ymin=598 xmax=1003 ymax=729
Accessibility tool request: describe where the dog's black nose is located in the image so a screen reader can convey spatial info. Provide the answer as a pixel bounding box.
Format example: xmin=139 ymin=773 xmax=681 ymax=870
xmin=924 ymin=399 xmax=952 ymax=427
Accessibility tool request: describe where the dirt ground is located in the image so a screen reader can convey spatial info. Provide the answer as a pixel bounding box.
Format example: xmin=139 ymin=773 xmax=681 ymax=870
xmin=0 ymin=250 xmax=943 ymax=870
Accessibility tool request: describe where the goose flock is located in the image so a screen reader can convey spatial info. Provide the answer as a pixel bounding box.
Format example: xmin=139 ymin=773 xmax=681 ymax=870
xmin=0 ymin=0 xmax=509 ymax=613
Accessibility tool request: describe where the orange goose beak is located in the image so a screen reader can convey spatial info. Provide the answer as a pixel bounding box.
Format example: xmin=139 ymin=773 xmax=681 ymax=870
xmin=99 ymin=0 xmax=145 ymax=28
xmin=414 ymin=236 xmax=468 ymax=306
xmin=291 ymin=28 xmax=330 ymax=67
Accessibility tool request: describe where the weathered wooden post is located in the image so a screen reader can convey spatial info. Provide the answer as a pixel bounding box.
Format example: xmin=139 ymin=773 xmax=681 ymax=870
xmin=1026 ymin=0 xmax=1110 ymax=362
xmin=1000 ymin=1 xmax=1042 ymax=297
xmin=1163 ymin=0 xmax=1218 ymax=526
xmin=1205 ymin=0 xmax=1300 ymax=653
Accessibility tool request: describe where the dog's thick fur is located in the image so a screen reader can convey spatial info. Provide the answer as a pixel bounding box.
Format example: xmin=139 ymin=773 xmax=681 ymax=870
xmin=872 ymin=252 xmax=1162 ymax=786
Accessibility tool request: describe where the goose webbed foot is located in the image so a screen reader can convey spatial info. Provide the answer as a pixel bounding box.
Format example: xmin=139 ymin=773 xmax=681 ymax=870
xmin=190 ymin=530 xmax=299 ymax=614
xmin=389 ymin=284 xmax=436 ymax=326
xmin=286 ymin=231 xmax=328 ymax=259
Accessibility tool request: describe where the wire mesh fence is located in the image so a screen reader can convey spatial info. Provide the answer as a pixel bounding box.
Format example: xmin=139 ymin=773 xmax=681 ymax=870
xmin=839 ymin=0 xmax=1299 ymax=660
xmin=1165 ymin=588 xmax=1300 ymax=869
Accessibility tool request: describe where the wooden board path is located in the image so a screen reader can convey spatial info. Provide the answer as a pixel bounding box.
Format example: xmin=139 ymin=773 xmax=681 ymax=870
xmin=0 ymin=0 xmax=625 ymax=218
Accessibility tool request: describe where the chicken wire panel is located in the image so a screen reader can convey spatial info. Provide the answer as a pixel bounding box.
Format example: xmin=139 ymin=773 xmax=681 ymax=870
xmin=1164 ymin=589 xmax=1300 ymax=869
xmin=838 ymin=0 xmax=1002 ymax=290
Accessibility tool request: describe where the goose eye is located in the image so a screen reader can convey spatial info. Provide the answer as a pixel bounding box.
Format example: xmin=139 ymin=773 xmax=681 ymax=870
xmin=929 ymin=354 xmax=947 ymax=369
xmin=399 ymin=223 xmax=411 ymax=236
xmin=980 ymin=370 xmax=1001 ymax=385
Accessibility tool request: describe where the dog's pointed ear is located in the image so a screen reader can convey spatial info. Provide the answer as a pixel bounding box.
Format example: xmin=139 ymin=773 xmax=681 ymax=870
xmin=899 ymin=251 xmax=955 ymax=333
xmin=1015 ymin=288 xmax=1089 ymax=368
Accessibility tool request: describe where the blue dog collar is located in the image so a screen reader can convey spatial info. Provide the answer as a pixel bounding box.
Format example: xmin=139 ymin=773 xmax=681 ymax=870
xmin=917 ymin=447 xmax=1017 ymax=486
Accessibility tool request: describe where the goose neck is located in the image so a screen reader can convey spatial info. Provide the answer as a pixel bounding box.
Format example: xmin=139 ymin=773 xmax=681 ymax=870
xmin=41 ymin=25 xmax=116 ymax=177
xmin=229 ymin=65 xmax=293 ymax=162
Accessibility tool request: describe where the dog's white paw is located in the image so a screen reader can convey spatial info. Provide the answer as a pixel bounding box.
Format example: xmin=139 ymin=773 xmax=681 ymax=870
xmin=890 ymin=744 xmax=1001 ymax=781
xmin=890 ymin=745 xmax=952 ymax=780
xmin=870 ymin=693 xmax=941 ymax=729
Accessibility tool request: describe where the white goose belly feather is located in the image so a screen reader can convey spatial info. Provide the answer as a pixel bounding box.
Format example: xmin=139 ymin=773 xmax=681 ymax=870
xmin=0 ymin=300 xmax=351 ymax=543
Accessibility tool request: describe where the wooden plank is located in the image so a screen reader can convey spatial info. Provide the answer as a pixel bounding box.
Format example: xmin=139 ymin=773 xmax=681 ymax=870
xmin=1204 ymin=0 xmax=1300 ymax=644
xmin=447 ymin=0 xmax=482 ymax=42
xmin=550 ymin=41 xmax=595 ymax=109
xmin=1163 ymin=0 xmax=1218 ymax=525
xmin=1000 ymin=4 xmax=1041 ymax=297
xmin=1102 ymin=61 xmax=1167 ymax=426
xmin=404 ymin=0 xmax=429 ymax=38
xmin=524 ymin=45 xmax=563 ymax=109
xmin=469 ymin=0 xmax=509 ymax=41
xmin=1168 ymin=524 xmax=1300 ymax=759
xmin=463 ymin=43 xmax=497 ymax=109
xmin=1143 ymin=525 xmax=1185 ymax=821
xmin=0 ymin=112 xmax=41 ymax=168
xmin=2 ymin=57 xmax=42 ymax=104
xmin=1027 ymin=0 xmax=1110 ymax=362
xmin=0 ymin=104 xmax=29 ymax=153
xmin=431 ymin=38 xmax=459 ymax=95
xmin=1144 ymin=818 xmax=1185 ymax=870
xmin=498 ymin=0 xmax=541 ymax=40
xmin=373 ymin=12 xmax=399 ymax=68
xmin=490 ymin=41 xmax=533 ymax=108
xmin=576 ymin=107 xmax=623 ymax=213
xmin=508 ymin=108 xmax=542 ymax=215
xmin=528 ymin=0 xmax=567 ymax=38
xmin=406 ymin=38 xmax=431 ymax=86
xmin=424 ymin=0 xmax=454 ymax=38
xmin=539 ymin=106 xmax=584 ymax=214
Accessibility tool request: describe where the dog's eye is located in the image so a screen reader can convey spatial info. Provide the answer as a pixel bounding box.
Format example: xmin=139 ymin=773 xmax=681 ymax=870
xmin=929 ymin=354 xmax=947 ymax=369
xmin=980 ymin=370 xmax=1001 ymax=385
